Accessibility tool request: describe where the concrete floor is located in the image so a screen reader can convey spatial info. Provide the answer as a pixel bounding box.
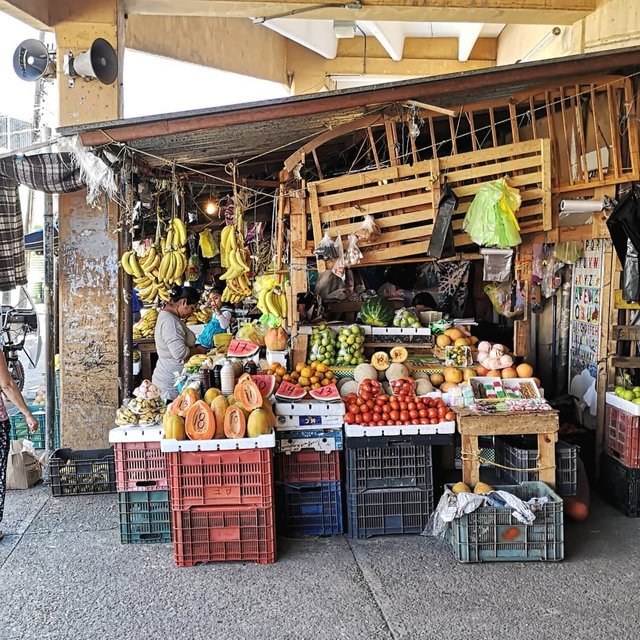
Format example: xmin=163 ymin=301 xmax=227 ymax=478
xmin=1 ymin=487 xmax=639 ymax=640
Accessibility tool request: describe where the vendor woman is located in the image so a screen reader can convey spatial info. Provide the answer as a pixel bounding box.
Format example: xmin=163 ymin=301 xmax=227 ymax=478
xmin=152 ymin=285 xmax=206 ymax=401
xmin=197 ymin=287 xmax=233 ymax=349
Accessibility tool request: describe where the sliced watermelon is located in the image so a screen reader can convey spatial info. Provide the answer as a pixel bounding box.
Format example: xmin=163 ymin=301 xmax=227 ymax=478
xmin=227 ymin=339 xmax=260 ymax=358
xmin=308 ymin=383 xmax=341 ymax=402
xmin=275 ymin=380 xmax=306 ymax=401
xmin=252 ymin=374 xmax=277 ymax=398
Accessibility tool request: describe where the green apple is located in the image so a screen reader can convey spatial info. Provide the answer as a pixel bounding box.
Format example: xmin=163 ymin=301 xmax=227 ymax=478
xmin=623 ymin=390 xmax=635 ymax=402
xmin=633 ymin=398 xmax=640 ymax=405
xmin=615 ymin=386 xmax=625 ymax=397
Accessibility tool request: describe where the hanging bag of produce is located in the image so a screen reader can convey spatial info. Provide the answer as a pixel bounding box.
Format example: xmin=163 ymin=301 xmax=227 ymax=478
xmin=308 ymin=324 xmax=338 ymax=365
xmin=428 ymin=179 xmax=458 ymax=259
xmin=355 ymin=214 xmax=381 ymax=243
xmin=335 ymin=324 xmax=366 ymax=366
xmin=463 ymin=178 xmax=522 ymax=248
xmin=314 ymin=231 xmax=339 ymax=260
xmin=344 ymin=233 xmax=363 ymax=267
xmin=332 ymin=233 xmax=346 ymax=280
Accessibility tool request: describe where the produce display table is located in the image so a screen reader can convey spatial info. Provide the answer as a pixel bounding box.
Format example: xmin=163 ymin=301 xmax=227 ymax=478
xmin=455 ymin=408 xmax=559 ymax=489
xmin=135 ymin=338 xmax=157 ymax=382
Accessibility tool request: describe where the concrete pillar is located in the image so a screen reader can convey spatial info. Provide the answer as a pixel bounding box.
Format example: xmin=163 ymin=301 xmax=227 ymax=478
xmin=54 ymin=0 xmax=122 ymax=448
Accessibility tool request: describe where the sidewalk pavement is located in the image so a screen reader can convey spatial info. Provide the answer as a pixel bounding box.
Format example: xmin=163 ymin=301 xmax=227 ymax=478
xmin=1 ymin=487 xmax=639 ymax=640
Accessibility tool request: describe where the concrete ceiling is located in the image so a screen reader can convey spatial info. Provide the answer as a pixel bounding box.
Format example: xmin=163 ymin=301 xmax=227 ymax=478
xmin=262 ymin=19 xmax=505 ymax=62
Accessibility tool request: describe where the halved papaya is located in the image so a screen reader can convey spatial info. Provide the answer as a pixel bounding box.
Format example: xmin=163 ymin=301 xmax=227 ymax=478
xmin=224 ymin=405 xmax=247 ymax=439
xmin=390 ymin=346 xmax=408 ymax=363
xmin=185 ymin=400 xmax=216 ymax=440
xmin=171 ymin=388 xmax=199 ymax=417
xmin=234 ymin=377 xmax=263 ymax=411
xmin=371 ymin=351 xmax=390 ymax=371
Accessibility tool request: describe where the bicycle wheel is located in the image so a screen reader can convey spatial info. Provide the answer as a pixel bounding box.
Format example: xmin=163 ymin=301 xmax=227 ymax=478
xmin=8 ymin=359 xmax=24 ymax=391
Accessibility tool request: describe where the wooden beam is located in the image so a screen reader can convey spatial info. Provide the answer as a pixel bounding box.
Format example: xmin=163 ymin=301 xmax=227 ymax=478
xmin=0 ymin=0 xmax=50 ymax=29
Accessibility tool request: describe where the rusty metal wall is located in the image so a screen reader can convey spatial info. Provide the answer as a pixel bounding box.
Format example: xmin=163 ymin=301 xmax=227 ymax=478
xmin=58 ymin=190 xmax=120 ymax=448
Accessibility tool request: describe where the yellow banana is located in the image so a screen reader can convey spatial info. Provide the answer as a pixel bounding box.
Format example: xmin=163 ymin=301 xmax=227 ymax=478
xmin=158 ymin=286 xmax=170 ymax=302
xmin=257 ymin=287 xmax=269 ymax=314
xmin=172 ymin=218 xmax=187 ymax=247
xmin=164 ymin=252 xmax=176 ymax=284
xmin=264 ymin=289 xmax=279 ymax=316
xmin=140 ymin=246 xmax=157 ymax=269
xmin=277 ymin=291 xmax=288 ymax=318
xmin=121 ymin=251 xmax=135 ymax=276
xmin=142 ymin=254 xmax=160 ymax=274
xmin=158 ymin=253 xmax=171 ymax=282
xmin=134 ymin=275 xmax=151 ymax=288
xmin=166 ymin=227 xmax=175 ymax=250
xmin=137 ymin=282 xmax=158 ymax=302
xmin=128 ymin=253 xmax=144 ymax=278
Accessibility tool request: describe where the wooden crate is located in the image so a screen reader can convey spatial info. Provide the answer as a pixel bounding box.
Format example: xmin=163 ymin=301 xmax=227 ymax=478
xmin=308 ymin=139 xmax=551 ymax=269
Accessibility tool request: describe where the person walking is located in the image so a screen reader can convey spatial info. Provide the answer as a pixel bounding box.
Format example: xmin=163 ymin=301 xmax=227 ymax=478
xmin=0 ymin=351 xmax=38 ymax=540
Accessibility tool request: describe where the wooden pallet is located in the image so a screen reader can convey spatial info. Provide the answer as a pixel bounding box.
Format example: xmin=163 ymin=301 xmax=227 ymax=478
xmin=308 ymin=139 xmax=551 ymax=269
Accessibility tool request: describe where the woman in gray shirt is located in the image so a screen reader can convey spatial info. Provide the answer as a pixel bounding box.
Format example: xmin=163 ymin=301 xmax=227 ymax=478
xmin=152 ymin=286 xmax=206 ymax=400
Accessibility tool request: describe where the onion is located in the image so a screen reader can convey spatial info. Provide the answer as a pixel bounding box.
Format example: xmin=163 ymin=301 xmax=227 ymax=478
xmin=478 ymin=341 xmax=491 ymax=352
xmin=487 ymin=358 xmax=502 ymax=369
xmin=500 ymin=354 xmax=513 ymax=366
xmin=489 ymin=348 xmax=500 ymax=359
xmin=493 ymin=344 xmax=507 ymax=355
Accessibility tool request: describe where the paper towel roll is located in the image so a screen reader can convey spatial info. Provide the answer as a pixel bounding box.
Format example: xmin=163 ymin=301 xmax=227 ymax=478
xmin=560 ymin=199 xmax=605 ymax=213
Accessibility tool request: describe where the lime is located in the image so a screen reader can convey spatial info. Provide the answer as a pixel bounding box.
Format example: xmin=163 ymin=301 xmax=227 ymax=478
xmin=615 ymin=386 xmax=625 ymax=397
xmin=623 ymin=390 xmax=635 ymax=401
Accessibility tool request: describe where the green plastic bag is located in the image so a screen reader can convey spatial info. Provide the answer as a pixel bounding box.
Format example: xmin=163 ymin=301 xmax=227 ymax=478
xmin=462 ymin=179 xmax=522 ymax=248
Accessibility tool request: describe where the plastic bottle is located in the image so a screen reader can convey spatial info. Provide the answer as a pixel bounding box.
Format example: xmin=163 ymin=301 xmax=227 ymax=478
xmin=220 ymin=360 xmax=235 ymax=396
xmin=243 ymin=359 xmax=258 ymax=375
xmin=212 ymin=362 xmax=223 ymax=390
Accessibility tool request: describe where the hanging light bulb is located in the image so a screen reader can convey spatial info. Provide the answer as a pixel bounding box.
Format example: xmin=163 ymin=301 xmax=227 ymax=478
xmin=205 ymin=200 xmax=219 ymax=216
xmin=409 ymin=116 xmax=420 ymax=140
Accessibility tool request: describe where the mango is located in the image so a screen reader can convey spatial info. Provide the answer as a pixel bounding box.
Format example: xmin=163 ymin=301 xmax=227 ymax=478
xmin=247 ymin=408 xmax=272 ymax=438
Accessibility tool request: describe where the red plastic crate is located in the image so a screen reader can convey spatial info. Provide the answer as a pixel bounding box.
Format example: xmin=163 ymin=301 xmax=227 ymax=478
xmin=172 ymin=504 xmax=276 ymax=566
xmin=114 ymin=442 xmax=168 ymax=492
xmin=167 ymin=448 xmax=274 ymax=510
xmin=277 ymin=450 xmax=341 ymax=483
xmin=605 ymin=405 xmax=640 ymax=469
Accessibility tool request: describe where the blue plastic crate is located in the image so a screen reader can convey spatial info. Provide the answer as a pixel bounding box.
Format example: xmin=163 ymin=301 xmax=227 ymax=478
xmin=276 ymin=481 xmax=343 ymax=536
xmin=9 ymin=406 xmax=59 ymax=449
xmin=118 ymin=490 xmax=172 ymax=544
xmin=276 ymin=429 xmax=343 ymax=454
xmin=347 ymin=487 xmax=434 ymax=538
xmin=448 ymin=481 xmax=564 ymax=563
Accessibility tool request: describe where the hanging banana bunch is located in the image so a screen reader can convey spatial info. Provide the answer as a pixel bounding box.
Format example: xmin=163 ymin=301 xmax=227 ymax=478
xmin=256 ymin=282 xmax=287 ymax=320
xmin=219 ymin=224 xmax=252 ymax=304
xmin=156 ymin=217 xmax=189 ymax=290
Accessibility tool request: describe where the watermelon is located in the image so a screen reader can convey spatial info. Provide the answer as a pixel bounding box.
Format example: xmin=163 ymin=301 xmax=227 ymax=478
xmin=359 ymin=296 xmax=395 ymax=327
xmin=252 ymin=374 xmax=277 ymax=398
xmin=227 ymin=339 xmax=260 ymax=358
xmin=275 ymin=380 xmax=306 ymax=401
xmin=309 ymin=383 xmax=341 ymax=402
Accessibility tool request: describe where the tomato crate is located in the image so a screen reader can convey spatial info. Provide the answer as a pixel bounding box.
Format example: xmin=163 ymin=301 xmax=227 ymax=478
xmin=172 ymin=504 xmax=276 ymax=566
xmin=114 ymin=441 xmax=168 ymax=492
xmin=9 ymin=406 xmax=58 ymax=449
xmin=277 ymin=449 xmax=341 ymax=483
xmin=605 ymin=404 xmax=640 ymax=469
xmin=448 ymin=481 xmax=564 ymax=563
xmin=347 ymin=487 xmax=433 ymax=538
xmin=50 ymin=448 xmax=116 ymax=497
xmin=167 ymin=448 xmax=274 ymax=511
xmin=600 ymin=453 xmax=640 ymax=517
xmin=495 ymin=436 xmax=578 ymax=496
xmin=346 ymin=441 xmax=432 ymax=492
xmin=118 ymin=490 xmax=172 ymax=544
xmin=276 ymin=481 xmax=343 ymax=536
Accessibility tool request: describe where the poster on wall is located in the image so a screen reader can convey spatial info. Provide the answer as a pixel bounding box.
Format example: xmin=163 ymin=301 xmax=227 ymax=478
xmin=569 ymin=239 xmax=605 ymax=413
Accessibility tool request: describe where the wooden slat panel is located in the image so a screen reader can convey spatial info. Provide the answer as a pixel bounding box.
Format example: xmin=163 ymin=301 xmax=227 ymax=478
xmin=612 ymin=325 xmax=640 ymax=340
xmin=317 ymin=175 xmax=433 ymax=207
xmin=442 ymin=155 xmax=541 ymax=183
xmin=319 ymin=192 xmax=431 ymax=224
xmin=611 ymin=356 xmax=640 ymax=368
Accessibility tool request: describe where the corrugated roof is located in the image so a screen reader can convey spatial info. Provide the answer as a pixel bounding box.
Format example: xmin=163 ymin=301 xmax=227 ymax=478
xmin=59 ymin=46 xmax=640 ymax=168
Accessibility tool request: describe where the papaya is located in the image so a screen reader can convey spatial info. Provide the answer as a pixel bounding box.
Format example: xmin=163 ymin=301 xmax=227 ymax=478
xmin=185 ymin=400 xmax=216 ymax=440
xmin=172 ymin=388 xmax=199 ymax=417
xmin=203 ymin=387 xmax=222 ymax=404
xmin=210 ymin=395 xmax=229 ymax=439
xmin=224 ymin=405 xmax=247 ymax=438
xmin=261 ymin=397 xmax=277 ymax=429
xmin=234 ymin=377 xmax=263 ymax=411
xmin=247 ymin=409 xmax=272 ymax=438
xmin=163 ymin=414 xmax=186 ymax=440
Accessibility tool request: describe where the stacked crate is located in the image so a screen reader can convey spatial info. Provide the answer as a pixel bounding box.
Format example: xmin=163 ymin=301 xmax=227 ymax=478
xmin=345 ymin=423 xmax=452 ymax=538
xmin=109 ymin=425 xmax=171 ymax=544
xmin=602 ymin=393 xmax=640 ymax=516
xmin=161 ymin=433 xmax=277 ymax=566
xmin=10 ymin=405 xmax=59 ymax=450
xmin=274 ymin=401 xmax=345 ymax=536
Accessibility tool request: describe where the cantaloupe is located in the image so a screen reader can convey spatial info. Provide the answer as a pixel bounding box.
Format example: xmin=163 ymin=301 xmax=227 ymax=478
xmin=339 ymin=380 xmax=359 ymax=397
xmin=415 ymin=378 xmax=435 ymax=395
xmin=516 ymin=363 xmax=534 ymax=378
xmin=444 ymin=367 xmax=463 ymax=384
xmin=430 ymin=373 xmax=445 ymax=387
xmin=386 ymin=363 xmax=409 ymax=381
xmin=354 ymin=363 xmax=377 ymax=383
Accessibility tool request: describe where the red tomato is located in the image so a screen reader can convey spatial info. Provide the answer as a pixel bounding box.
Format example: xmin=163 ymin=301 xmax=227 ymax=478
xmin=445 ymin=411 xmax=456 ymax=421
xmin=345 ymin=412 xmax=355 ymax=423
xmin=381 ymin=404 xmax=390 ymax=415
xmin=348 ymin=403 xmax=360 ymax=415
xmin=354 ymin=415 xmax=362 ymax=424
xmin=423 ymin=398 xmax=432 ymax=407
xmin=360 ymin=391 xmax=372 ymax=401
xmin=372 ymin=412 xmax=381 ymax=422
xmin=403 ymin=420 xmax=411 ymax=425
xmin=390 ymin=400 xmax=400 ymax=411
xmin=416 ymin=402 xmax=425 ymax=411
xmin=362 ymin=412 xmax=372 ymax=423
xmin=400 ymin=410 xmax=409 ymax=421
xmin=376 ymin=395 xmax=388 ymax=406
xmin=399 ymin=401 xmax=407 ymax=411
xmin=420 ymin=418 xmax=430 ymax=425
xmin=418 ymin=409 xmax=428 ymax=418
xmin=427 ymin=408 xmax=438 ymax=418
xmin=435 ymin=398 xmax=445 ymax=408
xmin=389 ymin=410 xmax=400 ymax=421
xmin=366 ymin=399 xmax=375 ymax=410
xmin=407 ymin=402 xmax=416 ymax=411
xmin=409 ymin=409 xmax=419 ymax=420
xmin=377 ymin=420 xmax=386 ymax=426
xmin=437 ymin=407 xmax=447 ymax=418
xmin=386 ymin=420 xmax=394 ymax=426
xmin=356 ymin=397 xmax=365 ymax=406
xmin=430 ymin=418 xmax=439 ymax=424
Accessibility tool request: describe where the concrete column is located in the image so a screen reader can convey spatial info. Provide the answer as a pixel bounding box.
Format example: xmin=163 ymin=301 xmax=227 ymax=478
xmin=54 ymin=0 xmax=122 ymax=448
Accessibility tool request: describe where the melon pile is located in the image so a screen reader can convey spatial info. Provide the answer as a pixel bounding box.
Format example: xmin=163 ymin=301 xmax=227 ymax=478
xmin=165 ymin=375 xmax=276 ymax=441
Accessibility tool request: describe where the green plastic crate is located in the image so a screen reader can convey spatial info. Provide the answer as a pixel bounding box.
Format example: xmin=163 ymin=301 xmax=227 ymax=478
xmin=9 ymin=405 xmax=59 ymax=449
xmin=118 ymin=490 xmax=172 ymax=544
xmin=448 ymin=481 xmax=564 ymax=563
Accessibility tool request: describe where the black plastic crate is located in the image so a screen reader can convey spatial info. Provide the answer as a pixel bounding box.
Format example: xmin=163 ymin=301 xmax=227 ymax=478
xmin=119 ymin=490 xmax=172 ymax=544
xmin=50 ymin=448 xmax=116 ymax=497
xmin=448 ymin=481 xmax=564 ymax=563
xmin=600 ymin=453 xmax=640 ymax=517
xmin=347 ymin=487 xmax=434 ymax=539
xmin=346 ymin=442 xmax=432 ymax=492
xmin=495 ymin=436 xmax=578 ymax=496
xmin=276 ymin=481 xmax=343 ymax=536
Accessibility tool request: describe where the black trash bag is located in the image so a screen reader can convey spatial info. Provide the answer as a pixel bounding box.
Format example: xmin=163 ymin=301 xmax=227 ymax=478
xmin=624 ymin=237 xmax=640 ymax=302
xmin=607 ymin=184 xmax=640 ymax=264
xmin=428 ymin=180 xmax=458 ymax=260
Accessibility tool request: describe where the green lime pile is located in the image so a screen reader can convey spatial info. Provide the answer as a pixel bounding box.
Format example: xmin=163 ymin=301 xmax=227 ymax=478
xmin=614 ymin=385 xmax=640 ymax=405
xmin=336 ymin=324 xmax=366 ymax=366
xmin=393 ymin=307 xmax=421 ymax=329
xmin=308 ymin=324 xmax=337 ymax=365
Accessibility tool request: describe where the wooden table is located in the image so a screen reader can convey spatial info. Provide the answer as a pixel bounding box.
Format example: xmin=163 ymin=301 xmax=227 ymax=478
xmin=135 ymin=338 xmax=158 ymax=382
xmin=455 ymin=408 xmax=559 ymax=488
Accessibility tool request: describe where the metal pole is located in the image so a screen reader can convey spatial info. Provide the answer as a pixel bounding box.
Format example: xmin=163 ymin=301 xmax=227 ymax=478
xmin=120 ymin=168 xmax=133 ymax=400
xmin=43 ymin=191 xmax=55 ymax=478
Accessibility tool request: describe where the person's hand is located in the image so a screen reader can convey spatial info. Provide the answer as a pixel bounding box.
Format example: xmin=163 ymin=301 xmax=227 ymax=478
xmin=26 ymin=413 xmax=39 ymax=433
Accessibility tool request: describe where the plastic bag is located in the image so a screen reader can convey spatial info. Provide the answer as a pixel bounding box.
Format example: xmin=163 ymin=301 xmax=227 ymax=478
xmin=553 ymin=241 xmax=582 ymax=265
xmin=335 ymin=324 xmax=365 ymax=366
xmin=355 ymin=215 xmax=380 ymax=242
xmin=332 ymin=233 xmax=346 ymax=280
xmin=357 ymin=378 xmax=382 ymax=396
xmin=344 ymin=233 xmax=363 ymax=267
xmin=314 ymin=231 xmax=339 ymax=260
xmin=308 ymin=324 xmax=337 ymax=364
xmin=484 ymin=281 xmax=524 ymax=318
xmin=390 ymin=377 xmax=416 ymax=397
xmin=428 ymin=180 xmax=457 ymax=259
xmin=236 ymin=321 xmax=267 ymax=346
xmin=463 ymin=179 xmax=522 ymax=248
